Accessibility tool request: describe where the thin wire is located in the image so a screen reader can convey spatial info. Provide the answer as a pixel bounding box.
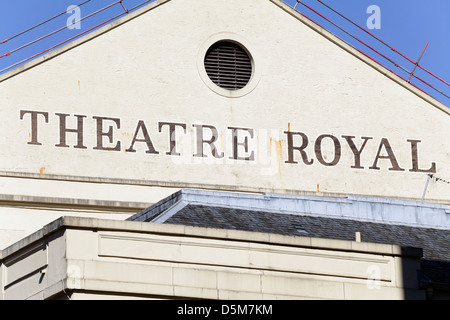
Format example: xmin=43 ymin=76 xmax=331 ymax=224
xmin=429 ymin=174 xmax=450 ymax=185
xmin=316 ymin=0 xmax=415 ymax=65
xmin=1 ymin=0 xmax=92 ymax=44
xmin=294 ymin=1 xmax=412 ymax=77
xmin=0 ymin=0 xmax=123 ymax=58
xmin=128 ymin=0 xmax=158 ymax=12
xmin=316 ymin=0 xmax=450 ymax=89
xmin=0 ymin=0 xmax=449 ymax=105
xmin=294 ymin=0 xmax=449 ymax=102
xmin=411 ymin=73 xmax=450 ymax=100
xmin=119 ymin=0 xmax=129 ymax=14
xmin=0 ymin=0 xmax=159 ymax=74
xmin=0 ymin=12 xmax=127 ymax=74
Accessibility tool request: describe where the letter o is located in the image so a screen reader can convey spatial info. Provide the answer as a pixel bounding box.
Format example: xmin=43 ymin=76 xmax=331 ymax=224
xmin=314 ymin=134 xmax=341 ymax=166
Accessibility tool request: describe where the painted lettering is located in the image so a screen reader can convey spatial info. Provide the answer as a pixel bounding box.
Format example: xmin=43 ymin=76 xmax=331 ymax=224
xmin=342 ymin=135 xmax=373 ymax=169
xmin=228 ymin=127 xmax=255 ymax=161
xmin=407 ymin=139 xmax=436 ymax=173
xmin=284 ymin=131 xmax=313 ymax=165
xmin=314 ymin=134 xmax=341 ymax=167
xmin=192 ymin=124 xmax=224 ymax=158
xmin=19 ymin=110 xmax=49 ymax=145
xmin=18 ymin=110 xmax=438 ymax=175
xmin=369 ymin=138 xmax=405 ymax=171
xmin=55 ymin=113 xmax=87 ymax=149
xmin=158 ymin=122 xmax=187 ymax=156
xmin=126 ymin=120 xmax=159 ymax=154
xmin=93 ymin=116 xmax=121 ymax=151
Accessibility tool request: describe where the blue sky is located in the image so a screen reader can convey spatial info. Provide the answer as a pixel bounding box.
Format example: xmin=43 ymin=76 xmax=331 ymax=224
xmin=285 ymin=0 xmax=450 ymax=106
xmin=0 ymin=0 xmax=449 ymax=106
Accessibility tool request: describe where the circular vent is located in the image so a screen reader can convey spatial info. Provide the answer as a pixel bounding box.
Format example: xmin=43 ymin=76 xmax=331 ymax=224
xmin=204 ymin=41 xmax=252 ymax=91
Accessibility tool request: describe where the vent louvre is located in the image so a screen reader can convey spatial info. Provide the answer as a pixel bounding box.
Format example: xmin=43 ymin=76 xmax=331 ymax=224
xmin=204 ymin=41 xmax=252 ymax=91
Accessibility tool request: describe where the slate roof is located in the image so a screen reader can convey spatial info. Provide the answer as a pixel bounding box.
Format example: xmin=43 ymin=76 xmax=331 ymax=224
xmin=127 ymin=189 xmax=450 ymax=288
xmin=165 ymin=204 xmax=450 ymax=261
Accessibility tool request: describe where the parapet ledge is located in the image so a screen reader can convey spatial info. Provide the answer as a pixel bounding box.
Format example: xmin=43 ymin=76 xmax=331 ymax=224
xmin=1 ymin=215 xmax=423 ymax=262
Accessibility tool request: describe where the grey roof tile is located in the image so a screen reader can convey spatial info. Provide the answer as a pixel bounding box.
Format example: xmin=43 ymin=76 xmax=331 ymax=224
xmin=127 ymin=189 xmax=450 ymax=287
xmin=165 ymin=204 xmax=450 ymax=262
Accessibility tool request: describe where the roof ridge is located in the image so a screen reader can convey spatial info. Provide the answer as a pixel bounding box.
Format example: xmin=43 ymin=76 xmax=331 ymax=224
xmin=127 ymin=189 xmax=450 ymax=230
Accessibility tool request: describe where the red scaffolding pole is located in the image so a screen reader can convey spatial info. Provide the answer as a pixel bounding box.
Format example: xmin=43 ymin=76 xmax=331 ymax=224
xmin=293 ymin=0 xmax=450 ymax=102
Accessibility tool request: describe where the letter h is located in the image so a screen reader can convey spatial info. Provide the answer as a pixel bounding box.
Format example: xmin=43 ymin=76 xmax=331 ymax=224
xmin=55 ymin=113 xmax=87 ymax=149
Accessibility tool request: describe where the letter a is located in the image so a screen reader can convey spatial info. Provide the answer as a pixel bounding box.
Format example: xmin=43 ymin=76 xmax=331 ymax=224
xmin=366 ymin=5 xmax=381 ymax=30
xmin=67 ymin=5 xmax=81 ymax=30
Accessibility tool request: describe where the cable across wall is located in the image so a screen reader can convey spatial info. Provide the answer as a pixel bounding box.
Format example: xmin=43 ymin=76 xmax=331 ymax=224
xmin=293 ymin=0 xmax=450 ymax=104
xmin=0 ymin=0 xmax=449 ymax=106
xmin=0 ymin=0 xmax=156 ymax=73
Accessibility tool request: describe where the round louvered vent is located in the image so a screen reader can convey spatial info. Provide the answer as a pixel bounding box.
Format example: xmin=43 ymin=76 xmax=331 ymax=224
xmin=204 ymin=41 xmax=252 ymax=91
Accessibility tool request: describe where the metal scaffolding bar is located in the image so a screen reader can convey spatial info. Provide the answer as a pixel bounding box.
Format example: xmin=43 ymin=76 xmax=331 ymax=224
xmin=0 ymin=0 xmax=92 ymax=45
xmin=0 ymin=0 xmax=123 ymax=59
xmin=293 ymin=0 xmax=449 ymax=102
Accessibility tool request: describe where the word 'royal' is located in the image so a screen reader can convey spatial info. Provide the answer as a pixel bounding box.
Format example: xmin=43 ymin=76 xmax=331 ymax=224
xmin=19 ymin=110 xmax=436 ymax=173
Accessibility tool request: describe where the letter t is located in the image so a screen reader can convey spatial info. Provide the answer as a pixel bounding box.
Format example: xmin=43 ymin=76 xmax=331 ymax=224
xmin=20 ymin=110 xmax=49 ymax=145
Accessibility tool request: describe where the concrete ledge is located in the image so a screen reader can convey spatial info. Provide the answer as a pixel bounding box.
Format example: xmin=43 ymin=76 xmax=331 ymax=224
xmin=1 ymin=215 xmax=423 ymax=261
xmin=0 ymin=215 xmax=426 ymax=300
xmin=0 ymin=194 xmax=151 ymax=212
xmin=0 ymin=171 xmax=448 ymax=206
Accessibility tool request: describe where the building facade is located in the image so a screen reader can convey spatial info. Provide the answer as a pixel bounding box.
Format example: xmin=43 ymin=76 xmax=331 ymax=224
xmin=0 ymin=0 xmax=449 ymax=300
